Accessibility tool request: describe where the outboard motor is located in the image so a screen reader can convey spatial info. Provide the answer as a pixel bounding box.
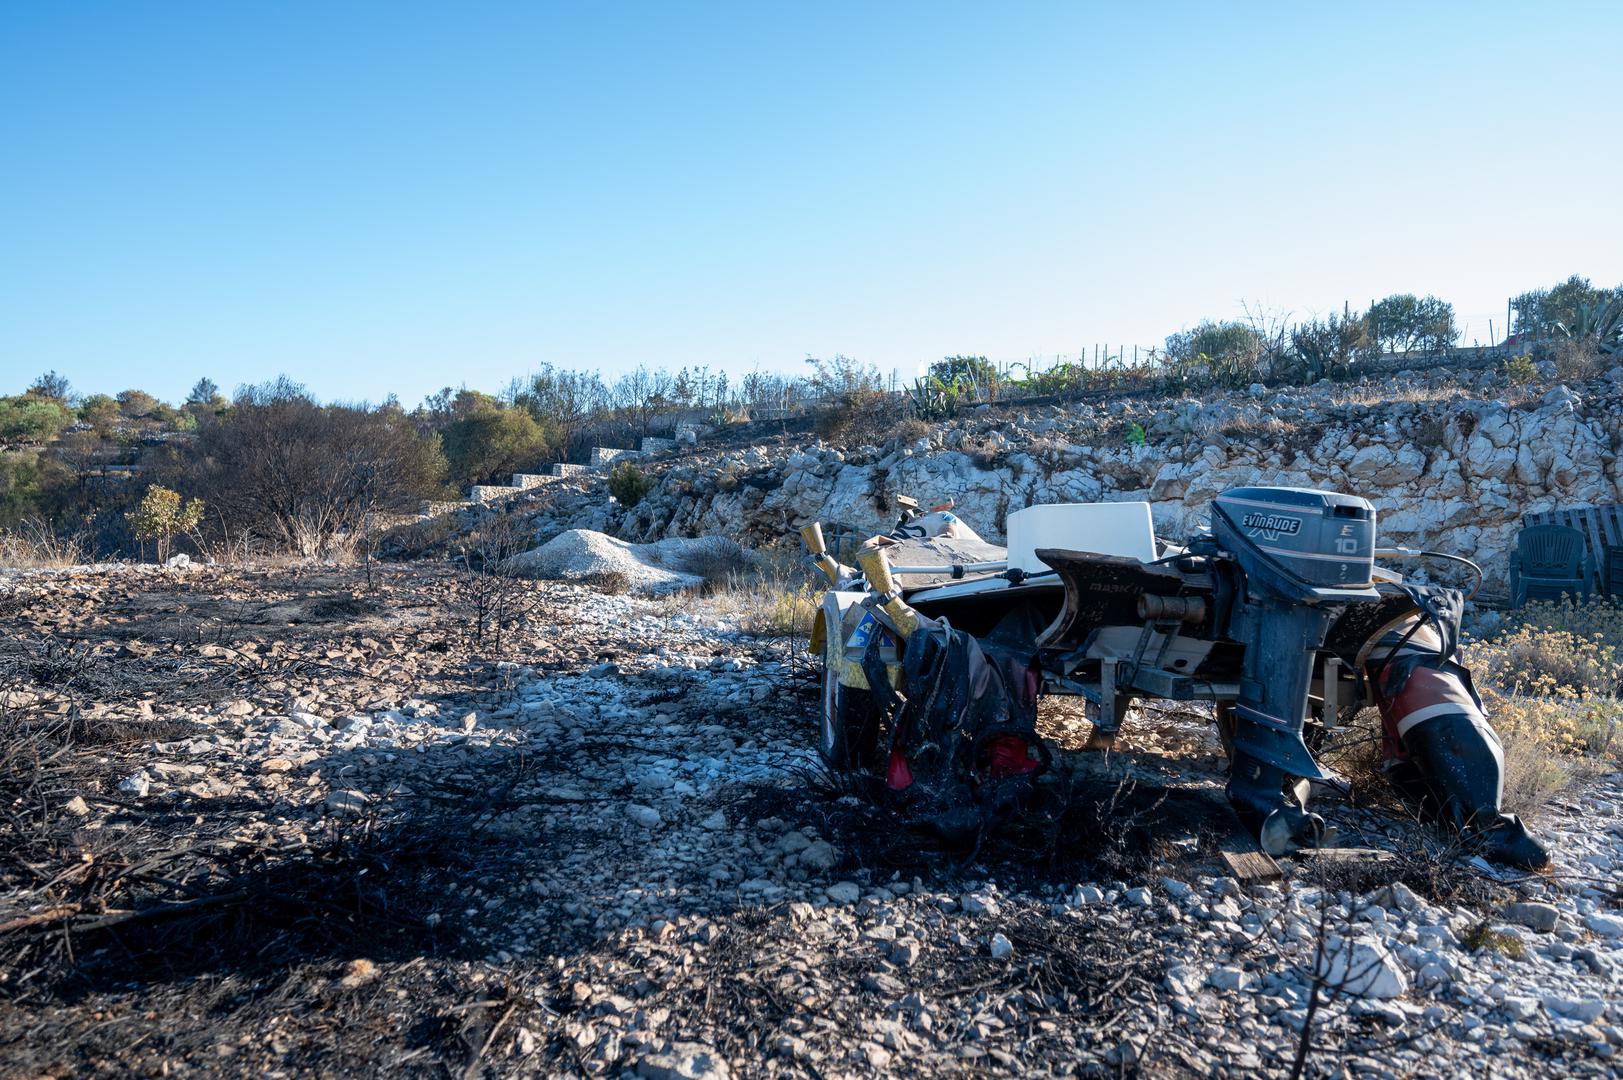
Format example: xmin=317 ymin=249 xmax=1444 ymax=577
xmin=1210 ymin=487 xmax=1381 ymax=853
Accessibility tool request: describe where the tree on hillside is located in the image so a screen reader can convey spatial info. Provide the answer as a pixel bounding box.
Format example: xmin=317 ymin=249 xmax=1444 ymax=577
xmin=419 ymin=387 xmax=503 ymax=428
xmin=613 ymin=366 xmax=676 ymax=435
xmin=186 ymin=378 xmax=223 ymax=406
xmin=127 ymin=484 xmax=204 ymax=562
xmin=1165 ymin=321 xmax=1265 ymax=365
xmin=928 ymin=355 xmax=999 ymax=392
xmin=1512 ymin=275 xmax=1622 ymax=338
xmin=115 ymin=389 xmax=160 ymax=418
xmin=27 ymin=372 xmax=72 ymax=402
xmin=805 ymin=355 xmax=883 ymax=398
xmin=1164 ymin=320 xmax=1268 ymax=383
xmin=1365 ymin=294 xmax=1457 ymax=356
xmin=440 ymin=404 xmax=551 ymax=487
xmin=0 ymin=450 xmax=75 ymax=526
xmin=670 ymin=368 xmax=697 ymax=409
xmin=512 ymin=365 xmax=607 ymax=458
xmin=77 ymin=394 xmax=121 ymax=434
xmin=186 ymin=378 xmax=447 ymax=556
xmin=739 ymin=368 xmax=795 ymax=414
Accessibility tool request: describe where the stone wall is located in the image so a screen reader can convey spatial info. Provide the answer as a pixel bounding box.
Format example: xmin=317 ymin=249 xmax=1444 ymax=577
xmin=590 ymin=447 xmax=640 ymax=466
xmin=470 ymin=484 xmax=522 ymax=504
xmin=419 ymin=499 xmax=467 ymax=518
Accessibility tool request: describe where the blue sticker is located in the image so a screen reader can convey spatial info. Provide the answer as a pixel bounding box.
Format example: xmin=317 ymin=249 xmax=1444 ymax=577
xmin=847 ymin=611 xmax=877 ymax=650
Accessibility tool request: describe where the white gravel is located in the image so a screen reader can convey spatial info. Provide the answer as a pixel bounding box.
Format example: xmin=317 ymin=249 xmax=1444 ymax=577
xmin=111 ymin=584 xmax=1623 ymax=1075
xmin=504 ymin=529 xmax=745 ymax=594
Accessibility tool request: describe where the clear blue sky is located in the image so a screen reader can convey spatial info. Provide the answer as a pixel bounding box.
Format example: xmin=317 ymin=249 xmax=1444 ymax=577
xmin=3 ymin=2 xmax=1620 ymax=406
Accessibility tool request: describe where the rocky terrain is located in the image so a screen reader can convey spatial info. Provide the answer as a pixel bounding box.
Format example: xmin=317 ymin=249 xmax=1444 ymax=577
xmin=504 ymin=363 xmax=1623 ymax=596
xmin=3 ymin=560 xmax=1621 ymax=1078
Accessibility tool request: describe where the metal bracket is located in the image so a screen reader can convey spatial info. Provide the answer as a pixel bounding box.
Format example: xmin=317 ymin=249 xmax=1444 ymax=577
xmin=1322 ymin=656 xmax=1342 ymax=731
xmin=1097 ymin=660 xmax=1135 ymax=734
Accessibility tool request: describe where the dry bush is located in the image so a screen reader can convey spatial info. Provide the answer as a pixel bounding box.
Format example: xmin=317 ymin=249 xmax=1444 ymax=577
xmin=0 ymin=520 xmax=85 ymax=568
xmin=730 ymin=581 xmax=820 ymax=637
xmin=891 ymin=417 xmax=931 ymax=446
xmin=681 ymin=543 xmax=746 ymax=589
xmin=1467 ymin=623 xmax=1623 ymax=697
xmin=375 ymin=511 xmax=463 ymax=560
xmin=1479 ymin=689 xmax=1617 ymax=812
xmin=1218 ymin=415 xmax=1295 ymax=443
xmin=184 ymin=379 xmax=447 ymax=558
xmin=1507 ymin=596 xmax=1623 ymax=654
xmin=582 ymin=569 xmax=631 ymax=594
xmin=452 ymin=509 xmax=543 ymax=655
xmin=1552 ymin=337 xmax=1607 ymax=383
xmin=1472 ymin=599 xmax=1623 ymax=708
xmin=1407 ymin=411 xmax=1451 ymax=456
xmin=1457 ymin=599 xmax=1623 ymax=811
xmin=684 ymin=537 xmax=820 ymax=638
xmin=1327 ymin=383 xmax=1470 ymax=407
xmin=812 ymin=390 xmax=903 ymax=449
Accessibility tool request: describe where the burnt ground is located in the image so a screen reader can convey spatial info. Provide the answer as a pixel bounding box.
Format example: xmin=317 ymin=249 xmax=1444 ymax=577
xmin=1 ymin=563 xmax=1617 ymax=1078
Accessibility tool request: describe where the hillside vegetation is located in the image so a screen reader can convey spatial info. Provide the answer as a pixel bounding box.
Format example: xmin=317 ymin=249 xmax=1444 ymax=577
xmin=2 ymin=275 xmax=1618 ymax=565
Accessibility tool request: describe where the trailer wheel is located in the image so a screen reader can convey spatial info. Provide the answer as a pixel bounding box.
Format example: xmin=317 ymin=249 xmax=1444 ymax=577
xmin=819 ymin=659 xmax=880 ymax=771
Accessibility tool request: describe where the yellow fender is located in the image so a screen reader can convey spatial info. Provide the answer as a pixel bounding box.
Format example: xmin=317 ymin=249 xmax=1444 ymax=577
xmin=814 ymin=589 xmax=901 ymax=693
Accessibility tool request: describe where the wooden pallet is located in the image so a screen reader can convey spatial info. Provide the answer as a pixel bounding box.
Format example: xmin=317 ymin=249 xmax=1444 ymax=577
xmin=1522 ymin=503 xmax=1623 ymax=592
xmin=1218 ymin=828 xmax=1283 ymax=883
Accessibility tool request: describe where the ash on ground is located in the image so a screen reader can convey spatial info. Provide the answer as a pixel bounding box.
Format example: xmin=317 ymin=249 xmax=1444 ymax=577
xmin=1 ymin=564 xmax=1620 ymax=1078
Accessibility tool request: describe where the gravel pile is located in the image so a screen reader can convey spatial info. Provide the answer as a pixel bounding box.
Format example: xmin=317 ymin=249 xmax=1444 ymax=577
xmin=505 ymin=529 xmax=745 ymax=594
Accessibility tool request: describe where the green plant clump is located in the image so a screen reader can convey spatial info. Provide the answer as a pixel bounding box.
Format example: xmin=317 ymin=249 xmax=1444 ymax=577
xmin=1502 ymin=354 xmax=1538 ymax=385
xmin=606 ymin=461 xmax=652 ymax=507
xmin=127 ymin=484 xmax=205 ymax=562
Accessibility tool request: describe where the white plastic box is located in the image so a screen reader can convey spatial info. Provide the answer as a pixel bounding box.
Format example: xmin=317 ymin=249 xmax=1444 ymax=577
xmin=1005 ymin=502 xmax=1157 ymax=573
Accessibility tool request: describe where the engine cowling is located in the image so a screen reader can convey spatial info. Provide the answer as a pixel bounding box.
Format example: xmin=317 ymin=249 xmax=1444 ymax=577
xmin=1211 ymin=486 xmax=1375 ymax=593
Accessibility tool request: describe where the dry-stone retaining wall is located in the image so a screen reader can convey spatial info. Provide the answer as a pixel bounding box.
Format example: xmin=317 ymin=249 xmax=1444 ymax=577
xmin=590 ymin=447 xmax=640 ymax=466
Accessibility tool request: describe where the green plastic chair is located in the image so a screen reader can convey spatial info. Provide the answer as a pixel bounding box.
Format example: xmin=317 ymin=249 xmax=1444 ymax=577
xmin=1509 ymin=524 xmax=1590 ymax=606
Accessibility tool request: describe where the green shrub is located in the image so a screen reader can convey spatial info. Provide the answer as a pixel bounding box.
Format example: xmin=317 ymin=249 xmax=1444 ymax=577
xmin=606 ymin=462 xmax=652 ymax=506
xmin=441 ymin=405 xmax=552 ymax=487
xmin=1503 ymin=354 xmax=1538 ymax=385
xmin=1009 ymin=360 xmax=1088 ymax=396
xmin=127 ymin=484 xmax=205 ymax=562
xmin=737 ymin=582 xmax=820 ymax=637
xmin=0 ymin=396 xmax=74 ymax=442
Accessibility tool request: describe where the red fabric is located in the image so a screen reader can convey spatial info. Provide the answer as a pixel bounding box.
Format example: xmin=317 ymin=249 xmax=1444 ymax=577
xmin=981 ymin=735 xmax=1038 ymax=778
xmin=1368 ymin=661 xmax=1483 ymax=764
xmin=886 ymin=750 xmax=913 ymax=790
